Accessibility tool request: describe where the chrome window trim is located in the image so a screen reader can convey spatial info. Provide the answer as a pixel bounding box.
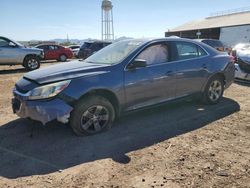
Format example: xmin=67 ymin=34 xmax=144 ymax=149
xmin=124 ymin=40 xmax=211 ymax=71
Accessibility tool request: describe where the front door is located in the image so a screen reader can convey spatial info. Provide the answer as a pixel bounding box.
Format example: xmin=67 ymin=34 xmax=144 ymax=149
xmin=124 ymin=42 xmax=176 ymax=111
xmin=0 ymin=38 xmax=19 ymax=64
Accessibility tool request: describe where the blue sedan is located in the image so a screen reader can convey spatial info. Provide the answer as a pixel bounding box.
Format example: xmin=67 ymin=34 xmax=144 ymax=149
xmin=12 ymin=38 xmax=235 ymax=136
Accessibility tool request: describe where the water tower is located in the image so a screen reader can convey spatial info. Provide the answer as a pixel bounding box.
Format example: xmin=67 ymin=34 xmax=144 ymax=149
xmin=102 ymin=0 xmax=114 ymax=41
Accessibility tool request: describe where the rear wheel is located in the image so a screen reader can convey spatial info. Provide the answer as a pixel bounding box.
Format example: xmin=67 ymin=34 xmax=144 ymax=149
xmin=58 ymin=54 xmax=67 ymax=62
xmin=202 ymin=76 xmax=224 ymax=104
xmin=70 ymin=96 xmax=115 ymax=136
xmin=23 ymin=56 xmax=40 ymax=71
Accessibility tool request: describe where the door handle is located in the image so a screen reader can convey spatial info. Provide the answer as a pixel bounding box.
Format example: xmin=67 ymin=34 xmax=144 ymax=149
xmin=202 ymin=64 xmax=207 ymax=69
xmin=166 ymin=70 xmax=173 ymax=75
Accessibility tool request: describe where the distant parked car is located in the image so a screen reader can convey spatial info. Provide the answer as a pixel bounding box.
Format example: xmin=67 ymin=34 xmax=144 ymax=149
xmin=12 ymin=38 xmax=235 ymax=136
xmin=68 ymin=45 xmax=80 ymax=58
xmin=0 ymin=36 xmax=44 ymax=70
xmin=35 ymin=44 xmax=73 ymax=62
xmin=195 ymin=39 xmax=226 ymax=52
xmin=78 ymin=41 xmax=111 ymax=59
xmin=233 ymin=43 xmax=250 ymax=51
xmin=233 ymin=43 xmax=250 ymax=82
xmin=231 ymin=43 xmax=250 ymax=59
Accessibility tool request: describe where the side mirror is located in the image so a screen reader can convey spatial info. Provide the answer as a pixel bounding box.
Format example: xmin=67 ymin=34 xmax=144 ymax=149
xmin=127 ymin=59 xmax=147 ymax=70
xmin=9 ymin=42 xmax=17 ymax=48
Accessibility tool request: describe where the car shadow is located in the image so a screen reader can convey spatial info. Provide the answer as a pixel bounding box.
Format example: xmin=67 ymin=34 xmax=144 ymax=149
xmin=0 ymin=67 xmax=27 ymax=75
xmin=235 ymin=80 xmax=250 ymax=87
xmin=0 ymin=98 xmax=240 ymax=179
xmin=0 ymin=61 xmax=59 ymax=75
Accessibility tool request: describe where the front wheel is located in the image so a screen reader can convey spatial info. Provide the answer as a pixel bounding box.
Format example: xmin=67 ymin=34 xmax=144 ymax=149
xmin=23 ymin=56 xmax=40 ymax=71
xmin=70 ymin=96 xmax=115 ymax=136
xmin=202 ymin=76 xmax=224 ymax=104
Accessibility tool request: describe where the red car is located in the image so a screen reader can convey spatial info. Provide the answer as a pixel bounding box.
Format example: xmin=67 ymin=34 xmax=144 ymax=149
xmin=35 ymin=44 xmax=73 ymax=62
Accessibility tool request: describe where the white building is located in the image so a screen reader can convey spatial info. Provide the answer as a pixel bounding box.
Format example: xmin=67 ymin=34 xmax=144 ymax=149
xmin=165 ymin=9 xmax=250 ymax=47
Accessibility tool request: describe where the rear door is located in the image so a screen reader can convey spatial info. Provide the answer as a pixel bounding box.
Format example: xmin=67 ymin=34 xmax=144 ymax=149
xmin=172 ymin=41 xmax=209 ymax=97
xmin=124 ymin=42 xmax=176 ymax=110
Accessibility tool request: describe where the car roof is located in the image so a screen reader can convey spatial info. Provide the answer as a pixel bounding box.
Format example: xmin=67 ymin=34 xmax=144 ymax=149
xmin=125 ymin=37 xmax=219 ymax=55
xmin=194 ymin=39 xmax=221 ymax=42
xmin=83 ymin=40 xmax=112 ymax=44
xmin=0 ymin=36 xmax=8 ymax=40
xmin=125 ymin=37 xmax=211 ymax=45
xmin=36 ymin=44 xmax=62 ymax=47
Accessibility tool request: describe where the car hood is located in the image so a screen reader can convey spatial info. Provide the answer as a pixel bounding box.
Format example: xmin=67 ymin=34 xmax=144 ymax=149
xmin=21 ymin=46 xmax=43 ymax=52
xmin=24 ymin=60 xmax=110 ymax=84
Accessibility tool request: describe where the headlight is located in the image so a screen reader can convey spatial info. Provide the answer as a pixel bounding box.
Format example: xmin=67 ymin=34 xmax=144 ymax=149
xmin=27 ymin=80 xmax=71 ymax=100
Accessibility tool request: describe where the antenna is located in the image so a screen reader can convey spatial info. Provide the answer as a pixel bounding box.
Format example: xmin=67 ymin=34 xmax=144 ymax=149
xmin=101 ymin=0 xmax=114 ymax=41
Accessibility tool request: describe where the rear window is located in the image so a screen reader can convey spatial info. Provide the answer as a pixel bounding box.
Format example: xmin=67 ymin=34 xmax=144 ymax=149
xmin=80 ymin=42 xmax=92 ymax=49
xmin=175 ymin=42 xmax=207 ymax=61
xmin=202 ymin=40 xmax=224 ymax=48
xmin=36 ymin=45 xmax=49 ymax=50
xmin=70 ymin=46 xmax=79 ymax=49
xmin=103 ymin=42 xmax=111 ymax=47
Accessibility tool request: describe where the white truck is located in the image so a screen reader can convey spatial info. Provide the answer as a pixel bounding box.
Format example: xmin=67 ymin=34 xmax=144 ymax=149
xmin=0 ymin=36 xmax=44 ymax=70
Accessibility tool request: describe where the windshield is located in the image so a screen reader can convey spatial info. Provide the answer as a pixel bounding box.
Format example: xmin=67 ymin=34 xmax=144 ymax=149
xmin=85 ymin=40 xmax=145 ymax=65
xmin=8 ymin=38 xmax=24 ymax=47
xmin=14 ymin=41 xmax=24 ymax=47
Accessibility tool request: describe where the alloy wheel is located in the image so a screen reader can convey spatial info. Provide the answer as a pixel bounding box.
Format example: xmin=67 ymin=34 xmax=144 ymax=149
xmin=60 ymin=55 xmax=67 ymax=62
xmin=27 ymin=59 xmax=38 ymax=69
xmin=80 ymin=105 xmax=110 ymax=134
xmin=208 ymin=80 xmax=222 ymax=102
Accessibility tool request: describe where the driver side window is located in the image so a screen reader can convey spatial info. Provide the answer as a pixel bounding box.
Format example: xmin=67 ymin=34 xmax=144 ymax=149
xmin=137 ymin=44 xmax=169 ymax=65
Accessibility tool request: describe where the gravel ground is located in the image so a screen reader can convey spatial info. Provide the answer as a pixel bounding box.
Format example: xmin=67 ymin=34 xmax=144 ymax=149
xmin=0 ymin=63 xmax=249 ymax=188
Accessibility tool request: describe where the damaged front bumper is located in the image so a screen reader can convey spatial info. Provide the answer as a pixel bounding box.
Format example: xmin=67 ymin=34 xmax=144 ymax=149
xmin=12 ymin=91 xmax=73 ymax=125
xmin=235 ymin=64 xmax=250 ymax=82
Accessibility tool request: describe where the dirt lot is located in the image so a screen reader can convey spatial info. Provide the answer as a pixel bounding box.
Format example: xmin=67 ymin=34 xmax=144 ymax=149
xmin=0 ymin=63 xmax=249 ymax=188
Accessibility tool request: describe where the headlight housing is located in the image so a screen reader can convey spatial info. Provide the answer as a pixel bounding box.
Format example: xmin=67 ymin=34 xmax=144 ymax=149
xmin=27 ymin=80 xmax=71 ymax=100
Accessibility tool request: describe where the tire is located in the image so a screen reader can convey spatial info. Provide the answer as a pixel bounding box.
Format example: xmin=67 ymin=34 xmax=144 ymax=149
xmin=202 ymin=76 xmax=224 ymax=104
xmin=23 ymin=56 xmax=40 ymax=71
xmin=58 ymin=54 xmax=67 ymax=62
xmin=70 ymin=95 xmax=115 ymax=136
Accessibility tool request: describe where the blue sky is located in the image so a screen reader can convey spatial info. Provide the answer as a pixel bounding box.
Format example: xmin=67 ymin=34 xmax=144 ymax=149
xmin=1 ymin=0 xmax=250 ymax=40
